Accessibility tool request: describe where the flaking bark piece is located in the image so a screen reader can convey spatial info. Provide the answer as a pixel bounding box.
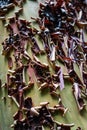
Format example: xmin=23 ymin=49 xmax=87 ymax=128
xmin=38 ymin=82 xmax=49 ymax=90
xmin=7 ymin=66 xmax=26 ymax=104
xmin=13 ymin=120 xmax=29 ymax=130
xmin=8 ymin=84 xmax=24 ymax=108
xmin=76 ymin=127 xmax=83 ymax=130
xmin=38 ymin=0 xmax=76 ymax=35
xmin=17 ymin=85 xmax=24 ymax=109
xmin=54 ymin=123 xmax=73 ymax=130
xmin=14 ymin=66 xmax=24 ymax=84
xmin=83 ymin=71 xmax=87 ymax=96
xmin=2 ymin=15 xmax=34 ymax=59
xmin=5 ymin=16 xmax=33 ymax=55
xmin=52 ymin=74 xmax=60 ymax=89
xmin=13 ymin=98 xmax=74 ymax=130
xmin=31 ymin=37 xmax=41 ymax=55
xmin=69 ymin=69 xmax=84 ymax=86
xmin=24 ymin=97 xmax=33 ymax=109
xmin=13 ymin=119 xmax=42 ymax=130
xmin=54 ymin=120 xmax=74 ymax=130
xmin=54 ymin=96 xmax=68 ymax=116
xmin=55 ymin=65 xmax=65 ymax=90
xmin=76 ymin=21 xmax=87 ymax=29
xmin=73 ymin=83 xmax=86 ymax=111
xmin=0 ymin=0 xmax=25 ymax=18
xmin=39 ymin=106 xmax=54 ymax=127
xmin=8 ymin=16 xmax=32 ymax=38
xmin=0 ymin=0 xmax=14 ymax=17
xmin=8 ymin=56 xmax=13 ymax=69
xmin=27 ymin=61 xmax=35 ymax=84
xmin=25 ymin=106 xmax=54 ymax=128
xmin=8 ymin=86 xmax=18 ymax=97
xmin=13 ymin=110 xmax=23 ymax=121
xmin=2 ymin=33 xmax=20 ymax=55
xmin=14 ymin=0 xmax=26 ymax=6
xmin=32 ymin=60 xmax=56 ymax=92
xmin=50 ymin=42 xmax=56 ymax=62
xmin=23 ymin=100 xmax=54 ymax=128
xmin=32 ymin=60 xmax=50 ymax=81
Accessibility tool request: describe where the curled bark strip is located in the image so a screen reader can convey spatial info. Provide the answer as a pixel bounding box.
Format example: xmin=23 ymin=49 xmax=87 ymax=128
xmin=54 ymin=120 xmax=74 ymax=130
xmin=31 ymin=37 xmax=41 ymax=55
xmin=27 ymin=62 xmax=35 ymax=83
xmin=73 ymin=83 xmax=86 ymax=111
xmin=12 ymin=94 xmax=72 ymax=130
xmin=76 ymin=127 xmax=83 ymax=130
xmin=8 ymin=57 xmax=13 ymax=69
xmin=55 ymin=65 xmax=65 ymax=90
xmin=0 ymin=0 xmax=25 ymax=18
